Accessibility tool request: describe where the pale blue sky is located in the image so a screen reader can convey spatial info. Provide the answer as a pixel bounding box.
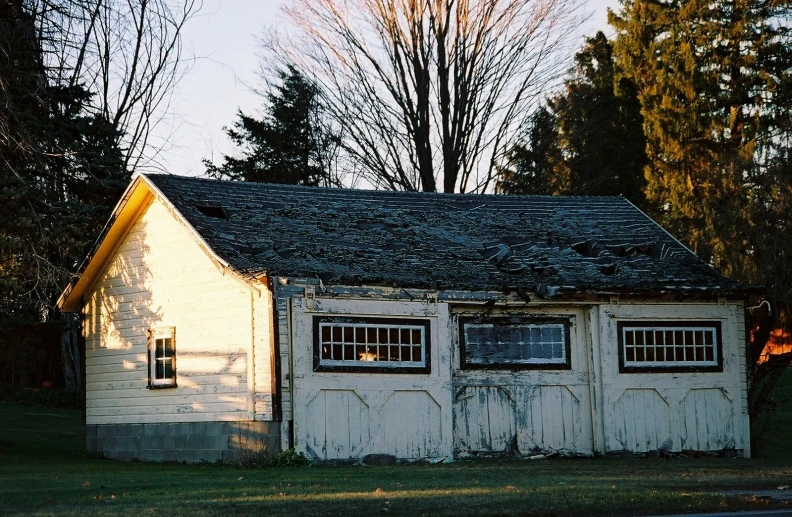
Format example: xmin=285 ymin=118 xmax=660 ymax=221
xmin=156 ymin=0 xmax=620 ymax=177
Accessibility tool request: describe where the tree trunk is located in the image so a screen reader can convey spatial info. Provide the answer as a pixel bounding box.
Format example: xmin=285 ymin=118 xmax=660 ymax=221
xmin=61 ymin=312 xmax=82 ymax=394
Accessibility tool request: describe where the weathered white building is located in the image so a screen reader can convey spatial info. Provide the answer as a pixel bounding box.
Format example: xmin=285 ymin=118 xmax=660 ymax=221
xmin=58 ymin=174 xmax=753 ymax=462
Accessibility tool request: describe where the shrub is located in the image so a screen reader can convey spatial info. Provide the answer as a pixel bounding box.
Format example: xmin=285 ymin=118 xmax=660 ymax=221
xmin=274 ymin=448 xmax=309 ymax=466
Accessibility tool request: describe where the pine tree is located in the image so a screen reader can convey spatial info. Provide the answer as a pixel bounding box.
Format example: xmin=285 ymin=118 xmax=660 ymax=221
xmin=550 ymin=32 xmax=647 ymax=205
xmin=609 ymin=0 xmax=792 ymax=267
xmin=205 ymin=66 xmax=338 ymax=186
xmin=0 ymin=2 xmax=127 ymax=322
xmin=496 ymin=108 xmax=559 ymax=195
xmin=499 ymin=32 xmax=647 ymax=204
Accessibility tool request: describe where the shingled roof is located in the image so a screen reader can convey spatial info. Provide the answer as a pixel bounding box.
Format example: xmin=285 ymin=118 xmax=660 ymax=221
xmin=145 ymin=174 xmax=745 ymax=297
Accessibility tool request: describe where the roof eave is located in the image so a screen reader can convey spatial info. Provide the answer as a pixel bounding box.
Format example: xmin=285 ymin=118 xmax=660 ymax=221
xmin=57 ymin=174 xmax=151 ymax=312
xmin=58 ymin=174 xmax=256 ymax=312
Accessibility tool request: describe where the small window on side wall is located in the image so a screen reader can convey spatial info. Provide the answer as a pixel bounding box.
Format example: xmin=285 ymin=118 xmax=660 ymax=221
xmin=617 ymin=321 xmax=723 ymax=373
xmin=149 ymin=327 xmax=176 ymax=388
xmin=459 ymin=316 xmax=572 ymax=370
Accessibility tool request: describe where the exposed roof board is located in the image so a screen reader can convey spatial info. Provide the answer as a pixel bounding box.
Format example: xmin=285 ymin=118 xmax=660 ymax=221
xmin=142 ymin=174 xmax=744 ymax=296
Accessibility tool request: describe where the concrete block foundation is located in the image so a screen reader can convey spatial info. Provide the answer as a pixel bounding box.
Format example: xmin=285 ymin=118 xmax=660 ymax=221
xmin=86 ymin=421 xmax=281 ymax=463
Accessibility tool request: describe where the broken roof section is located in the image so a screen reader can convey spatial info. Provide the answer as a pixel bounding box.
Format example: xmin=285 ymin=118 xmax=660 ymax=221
xmin=146 ymin=173 xmax=746 ymax=297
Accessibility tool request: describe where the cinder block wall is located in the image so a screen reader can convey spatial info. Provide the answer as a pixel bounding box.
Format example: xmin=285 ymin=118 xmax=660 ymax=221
xmin=86 ymin=421 xmax=281 ymax=463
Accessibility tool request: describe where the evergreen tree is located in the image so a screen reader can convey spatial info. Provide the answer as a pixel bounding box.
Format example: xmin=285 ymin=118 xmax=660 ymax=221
xmin=496 ymin=108 xmax=559 ymax=195
xmin=499 ymin=32 xmax=647 ymax=205
xmin=550 ymin=32 xmax=647 ymax=205
xmin=0 ymin=2 xmax=127 ymax=322
xmin=610 ymin=0 xmax=792 ymax=267
xmin=205 ymin=66 xmax=338 ymax=186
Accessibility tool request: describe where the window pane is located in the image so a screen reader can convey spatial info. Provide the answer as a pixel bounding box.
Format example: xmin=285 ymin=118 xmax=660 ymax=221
xmin=621 ymin=323 xmax=719 ymax=369
xmin=317 ymin=320 xmax=428 ymax=368
xmin=464 ymin=321 xmax=567 ymax=366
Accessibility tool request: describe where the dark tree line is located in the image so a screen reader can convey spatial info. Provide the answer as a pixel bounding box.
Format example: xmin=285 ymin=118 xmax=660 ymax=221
xmin=0 ymin=0 xmax=198 ymax=391
xmin=497 ymin=31 xmax=647 ymax=207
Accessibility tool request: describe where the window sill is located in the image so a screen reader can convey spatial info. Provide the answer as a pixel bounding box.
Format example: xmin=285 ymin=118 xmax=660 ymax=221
xmin=148 ymin=383 xmax=178 ymax=389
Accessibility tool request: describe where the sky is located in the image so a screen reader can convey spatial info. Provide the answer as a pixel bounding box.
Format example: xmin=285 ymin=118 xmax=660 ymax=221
xmin=155 ymin=0 xmax=620 ymax=177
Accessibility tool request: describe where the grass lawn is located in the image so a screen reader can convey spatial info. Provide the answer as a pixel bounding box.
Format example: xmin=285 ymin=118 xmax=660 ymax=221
xmin=1 ymin=371 xmax=791 ymax=516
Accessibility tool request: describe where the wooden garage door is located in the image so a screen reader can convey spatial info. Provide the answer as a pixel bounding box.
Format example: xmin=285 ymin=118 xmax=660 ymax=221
xmin=290 ymin=297 xmax=453 ymax=461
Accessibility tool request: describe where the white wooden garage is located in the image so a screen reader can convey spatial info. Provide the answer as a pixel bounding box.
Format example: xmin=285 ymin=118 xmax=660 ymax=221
xmin=58 ymin=174 xmax=753 ymax=462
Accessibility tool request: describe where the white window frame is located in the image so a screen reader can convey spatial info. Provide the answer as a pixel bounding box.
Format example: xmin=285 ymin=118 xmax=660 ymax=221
xmin=618 ymin=321 xmax=722 ymax=372
xmin=314 ymin=316 xmax=430 ymax=373
xmin=148 ymin=326 xmax=177 ymax=388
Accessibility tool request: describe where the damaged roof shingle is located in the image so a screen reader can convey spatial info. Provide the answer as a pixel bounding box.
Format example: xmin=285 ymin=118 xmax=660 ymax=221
xmin=145 ymin=174 xmax=748 ymax=296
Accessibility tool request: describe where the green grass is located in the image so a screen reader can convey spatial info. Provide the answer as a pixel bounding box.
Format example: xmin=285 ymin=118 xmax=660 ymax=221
xmin=1 ymin=372 xmax=792 ymax=516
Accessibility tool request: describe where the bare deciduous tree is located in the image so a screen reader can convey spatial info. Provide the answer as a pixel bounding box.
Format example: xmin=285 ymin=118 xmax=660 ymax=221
xmin=28 ymin=0 xmax=201 ymax=171
xmin=270 ymin=0 xmax=583 ymax=192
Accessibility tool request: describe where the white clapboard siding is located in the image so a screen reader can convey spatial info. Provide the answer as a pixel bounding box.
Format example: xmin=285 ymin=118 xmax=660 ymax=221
xmin=84 ymin=197 xmax=257 ymax=425
xmin=87 ymin=374 xmax=247 ymax=393
xmin=87 ymin=383 xmax=248 ymax=400
xmin=87 ymin=392 xmax=249 ymax=409
xmin=599 ymin=302 xmax=750 ymax=455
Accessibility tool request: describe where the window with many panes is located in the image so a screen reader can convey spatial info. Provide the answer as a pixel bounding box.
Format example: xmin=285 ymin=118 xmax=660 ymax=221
xmin=149 ymin=327 xmax=176 ymax=387
xmin=459 ymin=316 xmax=572 ymax=370
xmin=313 ymin=316 xmax=430 ymax=373
xmin=617 ymin=321 xmax=722 ymax=373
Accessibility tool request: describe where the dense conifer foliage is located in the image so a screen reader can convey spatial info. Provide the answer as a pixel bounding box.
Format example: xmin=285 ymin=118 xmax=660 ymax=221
xmin=499 ymin=32 xmax=647 ymax=207
xmin=205 ymin=66 xmax=339 ymax=186
xmin=0 ymin=2 xmax=127 ymax=323
xmin=1 ymin=0 xmax=196 ymax=389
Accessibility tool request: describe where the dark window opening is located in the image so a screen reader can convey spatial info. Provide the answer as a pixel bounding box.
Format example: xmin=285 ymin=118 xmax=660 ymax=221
xmin=194 ymin=204 xmax=229 ymax=219
xmin=148 ymin=327 xmax=177 ymax=388
xmin=459 ymin=316 xmax=572 ymax=370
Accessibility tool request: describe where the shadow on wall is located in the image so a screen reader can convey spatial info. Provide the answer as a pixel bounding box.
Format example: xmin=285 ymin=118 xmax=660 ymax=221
xmin=86 ymin=217 xmax=251 ymax=415
xmin=89 ymin=227 xmax=161 ymax=361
